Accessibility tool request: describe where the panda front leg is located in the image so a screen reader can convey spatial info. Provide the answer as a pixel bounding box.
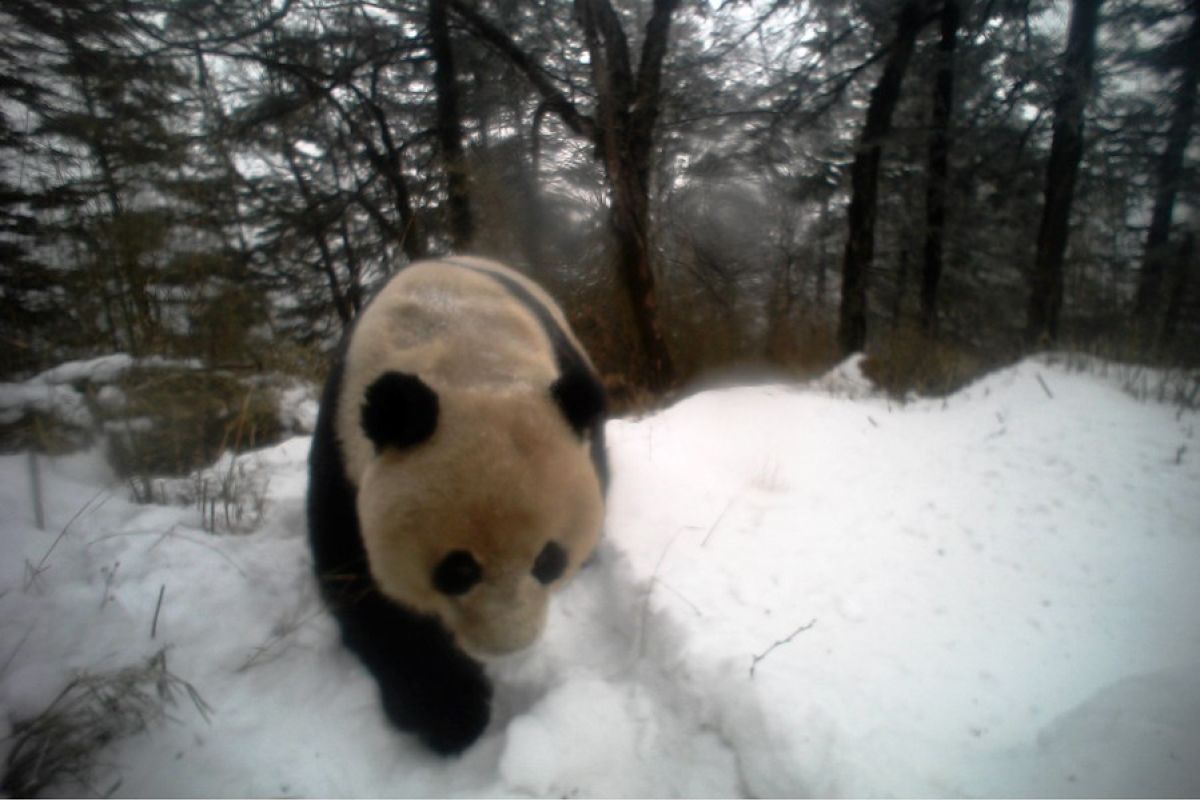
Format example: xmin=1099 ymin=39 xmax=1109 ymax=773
xmin=336 ymin=592 xmax=492 ymax=755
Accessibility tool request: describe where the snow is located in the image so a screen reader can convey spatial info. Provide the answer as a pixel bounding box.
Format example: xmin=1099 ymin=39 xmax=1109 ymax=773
xmin=276 ymin=382 xmax=319 ymax=435
xmin=0 ymin=383 xmax=91 ymax=428
xmin=1 ymin=355 xmax=1198 ymax=797
xmin=28 ymin=354 xmax=203 ymax=389
xmin=0 ymin=354 xmax=204 ymax=429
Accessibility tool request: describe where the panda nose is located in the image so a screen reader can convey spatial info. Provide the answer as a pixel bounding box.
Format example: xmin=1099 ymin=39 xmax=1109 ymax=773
xmin=463 ymin=617 xmax=543 ymax=656
xmin=461 ymin=591 xmax=547 ymax=655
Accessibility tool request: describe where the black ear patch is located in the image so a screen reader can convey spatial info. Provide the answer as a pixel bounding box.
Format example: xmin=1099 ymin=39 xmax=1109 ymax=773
xmin=361 ymin=371 xmax=439 ymax=451
xmin=550 ymin=369 xmax=606 ymax=437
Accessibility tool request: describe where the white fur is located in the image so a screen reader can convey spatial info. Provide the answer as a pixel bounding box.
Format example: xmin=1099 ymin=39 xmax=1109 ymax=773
xmin=335 ymin=257 xmax=604 ymax=655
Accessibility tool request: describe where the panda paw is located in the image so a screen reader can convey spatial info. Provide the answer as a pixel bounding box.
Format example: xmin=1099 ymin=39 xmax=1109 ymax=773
xmin=381 ymin=660 xmax=492 ymax=755
xmin=416 ymin=689 xmax=491 ymax=755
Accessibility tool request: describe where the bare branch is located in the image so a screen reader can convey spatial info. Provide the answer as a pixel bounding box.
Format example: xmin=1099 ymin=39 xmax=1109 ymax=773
xmin=447 ymin=0 xmax=596 ymax=141
xmin=750 ymin=619 xmax=818 ymax=678
xmin=631 ymin=0 xmax=679 ymax=142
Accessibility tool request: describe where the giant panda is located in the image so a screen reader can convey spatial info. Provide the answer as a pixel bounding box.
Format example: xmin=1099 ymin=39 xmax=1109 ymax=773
xmin=307 ymin=255 xmax=608 ymax=755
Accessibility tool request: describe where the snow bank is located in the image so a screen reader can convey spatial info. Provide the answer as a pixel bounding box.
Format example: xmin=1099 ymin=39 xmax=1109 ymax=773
xmin=0 ymin=354 xmax=203 ymax=430
xmin=0 ymin=383 xmax=91 ymax=428
xmin=1 ymin=355 xmax=1198 ymax=797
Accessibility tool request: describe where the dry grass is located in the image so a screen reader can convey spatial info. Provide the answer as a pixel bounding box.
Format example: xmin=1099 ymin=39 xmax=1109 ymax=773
xmin=861 ymin=325 xmax=989 ymax=400
xmin=109 ymin=368 xmax=283 ymax=492
xmin=1048 ymin=351 xmax=1200 ymax=411
xmin=1 ymin=649 xmax=210 ymax=797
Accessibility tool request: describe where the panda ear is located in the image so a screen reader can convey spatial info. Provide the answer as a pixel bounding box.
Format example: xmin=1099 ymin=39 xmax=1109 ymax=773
xmin=361 ymin=371 xmax=439 ymax=451
xmin=550 ymin=369 xmax=606 ymax=437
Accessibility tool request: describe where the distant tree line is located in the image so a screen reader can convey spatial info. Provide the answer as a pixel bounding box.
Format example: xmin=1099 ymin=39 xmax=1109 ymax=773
xmin=1 ymin=0 xmax=1197 ymax=392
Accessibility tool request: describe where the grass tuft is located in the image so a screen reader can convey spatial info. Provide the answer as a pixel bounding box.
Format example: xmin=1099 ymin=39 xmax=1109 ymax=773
xmin=862 ymin=326 xmax=989 ymax=400
xmin=1 ymin=649 xmax=210 ymax=797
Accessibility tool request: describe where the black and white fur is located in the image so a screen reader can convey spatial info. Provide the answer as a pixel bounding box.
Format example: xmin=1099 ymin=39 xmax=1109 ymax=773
xmin=307 ymin=256 xmax=607 ymax=754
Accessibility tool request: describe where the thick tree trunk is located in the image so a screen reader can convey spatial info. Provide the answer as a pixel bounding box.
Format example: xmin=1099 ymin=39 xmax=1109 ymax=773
xmin=451 ymin=0 xmax=676 ymax=391
xmin=1027 ymin=0 xmax=1103 ymax=346
xmin=1133 ymin=0 xmax=1199 ymax=337
xmin=607 ymin=159 xmax=676 ymax=390
xmin=576 ymin=0 xmax=677 ymax=391
xmin=430 ymin=0 xmax=473 ymax=250
xmin=838 ymin=0 xmax=929 ymax=355
xmin=919 ymin=0 xmax=959 ymax=336
xmin=1160 ymin=233 xmax=1195 ymax=345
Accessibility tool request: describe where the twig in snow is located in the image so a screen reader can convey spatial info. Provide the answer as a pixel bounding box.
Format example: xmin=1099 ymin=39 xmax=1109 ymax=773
xmin=1036 ymin=373 xmax=1054 ymax=399
xmin=867 ymin=416 xmax=879 ymax=428
xmin=93 ymin=525 xmax=249 ymax=579
xmin=749 ymin=618 xmax=817 ymax=678
xmin=150 ymin=585 xmax=165 ymax=639
xmin=1175 ymin=444 xmax=1187 ymax=465
xmin=702 ymin=495 xmax=738 ymax=547
xmin=635 ymin=528 xmax=689 ymax=659
xmin=654 ymin=580 xmax=703 ymax=618
xmin=28 ymin=452 xmax=44 ymax=532
xmin=236 ymin=606 xmax=325 ymax=673
xmin=25 ymin=490 xmax=110 ymax=590
xmin=1 ymin=624 xmax=35 ymax=680
xmin=99 ymin=562 xmax=120 ymax=609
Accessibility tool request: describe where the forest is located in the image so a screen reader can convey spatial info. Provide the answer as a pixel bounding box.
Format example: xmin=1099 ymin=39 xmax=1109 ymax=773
xmin=2 ymin=0 xmax=1198 ymax=401
xmin=2 ymin=2 xmax=1200 ymax=795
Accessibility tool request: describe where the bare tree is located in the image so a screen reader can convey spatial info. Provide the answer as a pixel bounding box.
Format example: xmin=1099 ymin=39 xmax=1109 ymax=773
xmin=1027 ymin=0 xmax=1104 ymax=345
xmin=919 ymin=0 xmax=959 ymax=336
xmin=430 ymin=0 xmax=474 ymax=250
xmin=450 ymin=0 xmax=679 ymax=391
xmin=1133 ymin=0 xmax=1199 ymax=344
xmin=838 ymin=0 xmax=931 ymax=355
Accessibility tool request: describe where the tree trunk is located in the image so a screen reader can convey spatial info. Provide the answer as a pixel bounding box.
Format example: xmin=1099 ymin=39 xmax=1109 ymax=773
xmin=430 ymin=0 xmax=473 ymax=251
xmin=576 ymin=0 xmax=678 ymax=391
xmin=450 ymin=0 xmax=677 ymax=391
xmin=1027 ymin=0 xmax=1103 ymax=346
xmin=892 ymin=246 xmax=910 ymax=329
xmin=919 ymin=0 xmax=959 ymax=336
xmin=1133 ymin=0 xmax=1199 ymax=338
xmin=816 ymin=194 xmax=830 ymax=306
xmin=608 ymin=160 xmax=676 ymax=389
xmin=838 ymin=0 xmax=929 ymax=356
xmin=1160 ymin=233 xmax=1195 ymax=346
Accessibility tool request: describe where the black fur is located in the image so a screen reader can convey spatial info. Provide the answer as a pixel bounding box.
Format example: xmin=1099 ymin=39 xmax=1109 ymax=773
xmin=531 ymin=540 xmax=567 ymax=585
xmin=308 ymin=340 xmax=490 ymax=755
xmin=433 ymin=550 xmax=483 ymax=596
xmin=361 ymin=371 xmax=439 ymax=451
xmin=551 ymin=370 xmax=606 ymax=437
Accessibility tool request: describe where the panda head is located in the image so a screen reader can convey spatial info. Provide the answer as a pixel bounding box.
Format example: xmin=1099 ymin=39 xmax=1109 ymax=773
xmin=354 ymin=369 xmax=605 ymax=656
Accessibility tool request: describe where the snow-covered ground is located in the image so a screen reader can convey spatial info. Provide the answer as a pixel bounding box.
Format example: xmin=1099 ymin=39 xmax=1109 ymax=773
xmin=1 ymin=355 xmax=1198 ymax=797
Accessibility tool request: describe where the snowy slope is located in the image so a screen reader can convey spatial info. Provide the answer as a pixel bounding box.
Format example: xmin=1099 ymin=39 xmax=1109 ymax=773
xmin=1 ymin=355 xmax=1198 ymax=797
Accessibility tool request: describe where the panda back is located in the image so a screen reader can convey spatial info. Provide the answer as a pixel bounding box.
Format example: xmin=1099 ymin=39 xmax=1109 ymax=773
xmin=335 ymin=257 xmax=603 ymax=489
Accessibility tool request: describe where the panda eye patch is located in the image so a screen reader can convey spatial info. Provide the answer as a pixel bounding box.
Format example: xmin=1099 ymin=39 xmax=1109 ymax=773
xmin=433 ymin=550 xmax=482 ymax=596
xmin=531 ymin=541 xmax=568 ymax=585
